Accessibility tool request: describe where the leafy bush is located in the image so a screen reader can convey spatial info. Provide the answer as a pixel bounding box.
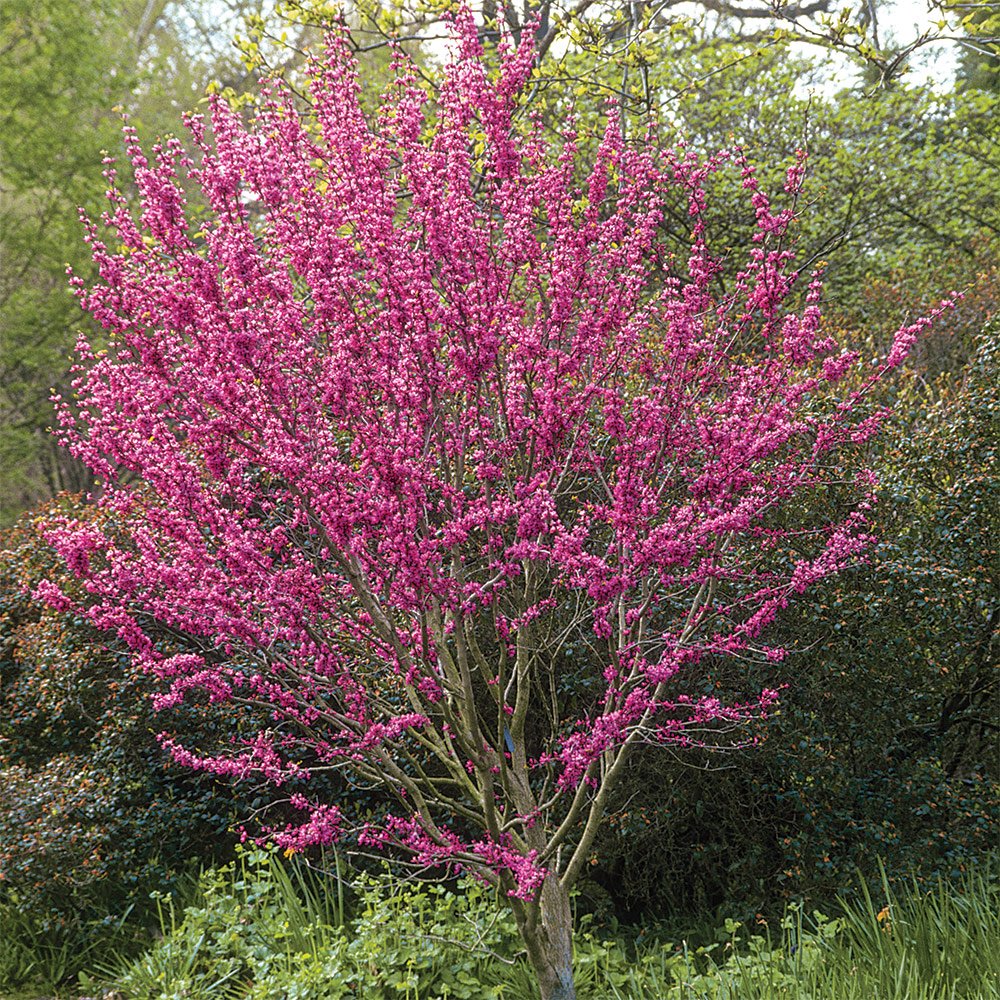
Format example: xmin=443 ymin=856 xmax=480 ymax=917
xmin=0 ymin=495 xmax=248 ymax=924
xmin=762 ymin=319 xmax=1000 ymax=896
xmin=587 ymin=319 xmax=1000 ymax=919
xmin=103 ymin=847 xmax=530 ymax=1000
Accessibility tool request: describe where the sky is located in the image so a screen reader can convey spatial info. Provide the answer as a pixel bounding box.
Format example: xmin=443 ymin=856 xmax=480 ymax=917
xmin=779 ymin=0 xmax=961 ymax=99
xmin=846 ymin=0 xmax=960 ymax=86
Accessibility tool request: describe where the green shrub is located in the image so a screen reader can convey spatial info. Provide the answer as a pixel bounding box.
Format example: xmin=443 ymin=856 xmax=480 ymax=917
xmin=589 ymin=322 xmax=1000 ymax=921
xmin=1 ymin=496 xmax=254 ymax=927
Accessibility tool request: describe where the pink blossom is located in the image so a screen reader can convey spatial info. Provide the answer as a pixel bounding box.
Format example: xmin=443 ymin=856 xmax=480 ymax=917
xmin=32 ymin=579 xmax=73 ymax=611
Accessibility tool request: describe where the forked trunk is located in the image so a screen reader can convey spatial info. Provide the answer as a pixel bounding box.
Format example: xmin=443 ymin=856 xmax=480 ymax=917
xmin=518 ymin=873 xmax=576 ymax=1000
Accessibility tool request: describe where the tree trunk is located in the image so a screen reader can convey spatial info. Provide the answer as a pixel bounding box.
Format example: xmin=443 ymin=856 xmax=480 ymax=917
xmin=518 ymin=874 xmax=576 ymax=1000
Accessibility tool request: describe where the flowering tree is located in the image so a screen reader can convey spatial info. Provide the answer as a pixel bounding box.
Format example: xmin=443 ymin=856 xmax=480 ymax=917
xmin=43 ymin=12 xmax=946 ymax=999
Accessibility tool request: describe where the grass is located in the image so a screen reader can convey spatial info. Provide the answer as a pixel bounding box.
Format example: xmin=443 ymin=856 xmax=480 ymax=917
xmin=611 ymin=859 xmax=1000 ymax=1000
xmin=0 ymin=894 xmax=142 ymax=1000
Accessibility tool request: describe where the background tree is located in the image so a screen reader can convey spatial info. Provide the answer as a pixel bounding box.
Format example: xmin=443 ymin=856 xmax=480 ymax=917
xmin=0 ymin=0 xmax=277 ymax=525
xmin=520 ymin=32 xmax=1000 ymax=303
xmin=273 ymin=0 xmax=1000 ymax=83
xmin=954 ymin=0 xmax=1000 ymax=93
xmin=1 ymin=0 xmax=125 ymax=517
xmin=41 ymin=13 xmax=954 ymax=998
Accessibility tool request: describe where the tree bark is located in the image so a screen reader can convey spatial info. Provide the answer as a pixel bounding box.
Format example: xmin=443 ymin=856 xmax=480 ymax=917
xmin=517 ymin=874 xmax=576 ymax=1000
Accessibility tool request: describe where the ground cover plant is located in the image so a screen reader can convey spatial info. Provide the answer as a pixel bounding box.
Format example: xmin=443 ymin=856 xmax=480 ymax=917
xmin=31 ymin=5 xmax=969 ymax=998
xmin=72 ymin=849 xmax=1000 ymax=1000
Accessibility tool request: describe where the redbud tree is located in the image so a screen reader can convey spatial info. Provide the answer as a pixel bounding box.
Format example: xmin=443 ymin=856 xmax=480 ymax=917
xmin=44 ymin=12 xmax=943 ymax=999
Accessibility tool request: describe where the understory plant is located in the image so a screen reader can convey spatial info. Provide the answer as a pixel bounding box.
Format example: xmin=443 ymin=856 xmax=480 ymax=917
xmin=101 ymin=850 xmax=1000 ymax=1000
xmin=102 ymin=847 xmax=528 ymax=1000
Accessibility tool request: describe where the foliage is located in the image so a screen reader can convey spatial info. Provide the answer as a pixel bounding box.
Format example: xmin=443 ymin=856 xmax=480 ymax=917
xmin=103 ymin=847 xmax=529 ymax=1000
xmin=766 ymin=316 xmax=1000 ymax=893
xmin=562 ymin=37 xmax=1000 ymax=303
xmin=97 ymin=851 xmax=1000 ymax=1000
xmin=955 ymin=1 xmax=1000 ymax=94
xmin=0 ymin=0 xmax=126 ymax=516
xmin=0 ymin=495 xmax=248 ymax=925
xmin=0 ymin=892 xmax=143 ymax=996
